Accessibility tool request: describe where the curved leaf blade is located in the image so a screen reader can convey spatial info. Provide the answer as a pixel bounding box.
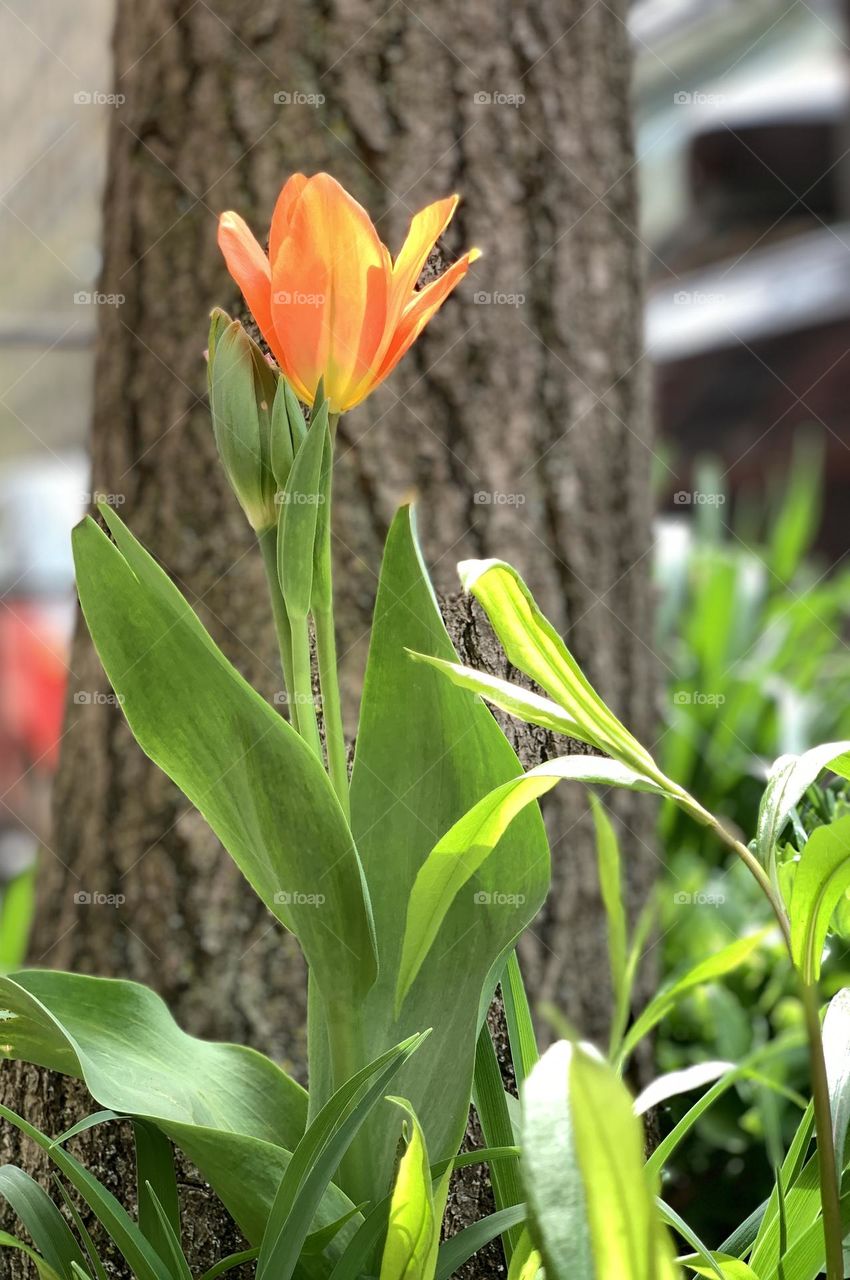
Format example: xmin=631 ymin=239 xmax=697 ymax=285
xmin=73 ymin=509 xmax=377 ymax=1009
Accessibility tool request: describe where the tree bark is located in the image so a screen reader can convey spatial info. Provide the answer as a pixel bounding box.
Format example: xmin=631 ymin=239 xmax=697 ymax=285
xmin=1 ymin=0 xmax=656 ymax=1274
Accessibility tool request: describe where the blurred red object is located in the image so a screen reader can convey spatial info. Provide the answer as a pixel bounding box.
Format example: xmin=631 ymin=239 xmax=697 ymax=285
xmin=0 ymin=601 xmax=67 ymax=775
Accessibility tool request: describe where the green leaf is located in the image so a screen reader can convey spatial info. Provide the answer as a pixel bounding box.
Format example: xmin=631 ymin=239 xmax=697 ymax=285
xmin=823 ymin=987 xmax=850 ymax=1173
xmin=633 ymin=1061 xmax=734 ymax=1117
xmin=0 ymin=1105 xmax=173 ymax=1280
xmin=198 ymin=1251 xmax=260 ymax=1280
xmin=658 ymin=1199 xmax=735 ymax=1280
xmin=501 ymin=951 xmax=538 ymax=1090
xmin=645 ymin=1034 xmax=805 ymax=1182
xmin=0 ymin=970 xmax=354 ymax=1245
xmin=755 ymin=741 xmax=850 ymax=882
xmin=458 ymin=559 xmax=665 ymax=783
xmin=618 ymin=928 xmax=771 ymax=1066
xmin=53 ymin=1181 xmax=107 ymax=1280
xmin=278 ymin=405 xmax=329 ymax=619
xmin=434 ymin=1205 xmax=527 ymax=1280
xmin=340 ymin=506 xmax=550 ymax=1198
xmin=73 ymin=507 xmax=377 ymax=1012
xmin=521 ymin=1041 xmax=675 ymax=1280
xmin=0 ymin=1166 xmax=89 ymax=1280
xmin=379 ymin=1098 xmax=449 ymax=1280
xmin=588 ymin=795 xmax=628 ymax=1053
xmin=142 ymin=1183 xmax=192 ymax=1280
xmin=0 ymin=1232 xmax=66 ymax=1280
xmin=789 ymin=814 xmax=850 ymax=982
xmin=472 ymin=1025 xmax=525 ymax=1263
xmin=506 ymin=1229 xmax=543 ymax=1280
xmin=134 ymin=1122 xmax=183 ymax=1272
xmin=405 ymin=652 xmax=591 ymax=742
xmin=256 ymin=1035 xmax=427 ymax=1280
xmin=397 ymin=755 xmax=667 ymax=1012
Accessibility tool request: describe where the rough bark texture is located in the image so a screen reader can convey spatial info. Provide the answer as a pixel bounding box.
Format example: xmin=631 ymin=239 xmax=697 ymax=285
xmin=1 ymin=0 xmax=656 ymax=1275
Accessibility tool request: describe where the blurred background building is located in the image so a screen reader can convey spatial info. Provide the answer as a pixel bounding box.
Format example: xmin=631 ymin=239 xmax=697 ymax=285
xmin=635 ymin=0 xmax=850 ymax=553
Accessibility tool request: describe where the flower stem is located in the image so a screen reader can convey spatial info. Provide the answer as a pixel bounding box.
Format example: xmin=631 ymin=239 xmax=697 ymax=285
xmin=314 ymin=602 xmax=349 ymax=820
xmin=289 ymin=612 xmax=323 ymax=759
xmin=258 ymin=526 xmax=295 ymax=710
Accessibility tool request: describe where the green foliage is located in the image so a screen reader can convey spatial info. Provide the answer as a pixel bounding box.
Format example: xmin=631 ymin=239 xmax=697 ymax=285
xmin=521 ymin=1041 xmax=677 ymax=1280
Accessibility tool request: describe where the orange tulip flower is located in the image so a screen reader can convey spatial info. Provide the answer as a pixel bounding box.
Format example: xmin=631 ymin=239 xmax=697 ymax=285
xmin=218 ymin=172 xmax=480 ymax=414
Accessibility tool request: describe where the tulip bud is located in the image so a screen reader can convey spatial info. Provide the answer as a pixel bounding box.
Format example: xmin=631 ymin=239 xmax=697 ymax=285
xmin=207 ymin=309 xmax=279 ymax=533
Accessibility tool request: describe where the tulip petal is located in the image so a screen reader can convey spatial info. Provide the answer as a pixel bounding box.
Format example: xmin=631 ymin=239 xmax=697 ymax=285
xmin=271 ymin=173 xmax=391 ymax=410
xmin=391 ymin=195 xmax=459 ymax=307
xmin=358 ymin=248 xmax=481 ymax=405
xmin=217 ymin=212 xmax=282 ymax=364
xmin=269 ymin=172 xmax=308 ymax=269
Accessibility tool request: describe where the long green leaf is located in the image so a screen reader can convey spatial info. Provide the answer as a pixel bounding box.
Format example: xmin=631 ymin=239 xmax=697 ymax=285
xmin=342 ymin=506 xmax=550 ymax=1198
xmin=0 ymin=1232 xmax=66 ymax=1280
xmin=0 ymin=1104 xmax=172 ymax=1280
xmin=134 ymin=1121 xmax=182 ymax=1268
xmin=472 ymin=1024 xmax=524 ymax=1262
xmin=435 ymin=1205 xmax=527 ymax=1280
xmin=458 ymin=558 xmax=664 ymax=782
xmin=397 ymin=755 xmax=666 ymax=1013
xmin=0 ymin=1166 xmax=89 ymax=1280
xmin=619 ymin=928 xmax=771 ymax=1066
xmin=588 ymin=794 xmax=628 ymax=1054
xmin=405 ymin=651 xmax=591 ymax=742
xmin=502 ymin=951 xmax=538 ymax=1090
xmin=73 ymin=507 xmax=377 ymax=1011
xmin=257 ymin=1034 xmax=427 ymax=1280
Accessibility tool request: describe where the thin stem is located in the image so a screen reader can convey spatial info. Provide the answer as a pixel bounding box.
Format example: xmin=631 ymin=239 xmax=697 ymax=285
xmin=800 ymin=978 xmax=844 ymax=1280
xmin=314 ymin=603 xmax=349 ymax=820
xmin=677 ymin=791 xmax=791 ymax=951
xmin=289 ymin=612 xmax=323 ymax=759
xmin=678 ymin=787 xmax=842 ymax=1279
xmin=258 ymin=526 xmax=294 ymax=710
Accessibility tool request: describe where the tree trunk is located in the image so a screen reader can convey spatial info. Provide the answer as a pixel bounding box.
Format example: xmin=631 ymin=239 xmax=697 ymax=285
xmin=1 ymin=0 xmax=655 ymax=1274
